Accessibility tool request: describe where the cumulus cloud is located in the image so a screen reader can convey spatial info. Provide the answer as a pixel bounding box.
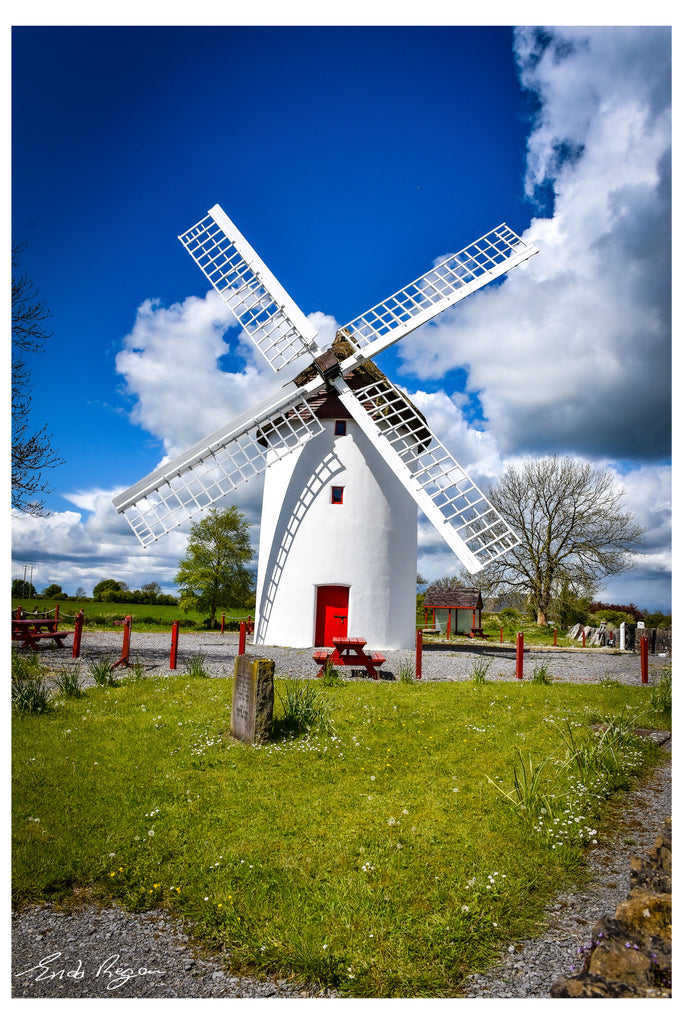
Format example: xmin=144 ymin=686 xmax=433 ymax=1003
xmin=11 ymin=295 xmax=336 ymax=596
xmin=397 ymin=26 xmax=671 ymax=462
xmin=115 ymin=289 xmax=279 ymax=457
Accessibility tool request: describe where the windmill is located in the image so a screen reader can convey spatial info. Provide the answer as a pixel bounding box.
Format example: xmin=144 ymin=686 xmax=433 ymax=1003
xmin=113 ymin=205 xmax=538 ymax=649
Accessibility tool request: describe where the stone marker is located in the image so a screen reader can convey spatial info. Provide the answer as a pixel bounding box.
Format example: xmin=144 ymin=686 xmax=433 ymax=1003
xmin=230 ymin=654 xmax=275 ymax=745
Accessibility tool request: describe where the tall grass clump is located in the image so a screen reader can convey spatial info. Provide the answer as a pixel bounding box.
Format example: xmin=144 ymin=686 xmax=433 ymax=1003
xmin=90 ymin=658 xmax=117 ymax=687
xmin=649 ymin=667 xmax=672 ymax=717
xmin=318 ymin=660 xmax=346 ymax=687
xmin=471 ymin=656 xmax=493 ymax=684
xmin=531 ymin=662 xmax=553 ymax=685
xmin=12 ymin=652 xmax=52 ymax=715
xmin=397 ymin=658 xmax=415 ymax=684
xmin=276 ymin=680 xmax=332 ymax=734
xmin=54 ymin=664 xmax=84 ymax=698
xmin=185 ymin=655 xmax=208 ymax=678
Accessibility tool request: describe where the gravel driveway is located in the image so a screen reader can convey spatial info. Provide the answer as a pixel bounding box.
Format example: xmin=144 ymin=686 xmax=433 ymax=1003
xmin=24 ymin=627 xmax=670 ymax=688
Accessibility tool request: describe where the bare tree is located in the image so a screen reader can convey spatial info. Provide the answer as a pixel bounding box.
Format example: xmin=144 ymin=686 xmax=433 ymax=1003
xmin=481 ymin=455 xmax=644 ymax=626
xmin=12 ymin=243 xmax=63 ymax=515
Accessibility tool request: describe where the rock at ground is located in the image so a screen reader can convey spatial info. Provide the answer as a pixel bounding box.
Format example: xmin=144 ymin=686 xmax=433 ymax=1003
xmin=550 ymin=818 xmax=671 ymax=998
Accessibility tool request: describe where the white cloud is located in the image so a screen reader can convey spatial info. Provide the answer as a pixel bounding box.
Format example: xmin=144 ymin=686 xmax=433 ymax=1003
xmin=397 ymin=26 xmax=671 ymax=462
xmin=12 ymin=293 xmax=336 ymax=597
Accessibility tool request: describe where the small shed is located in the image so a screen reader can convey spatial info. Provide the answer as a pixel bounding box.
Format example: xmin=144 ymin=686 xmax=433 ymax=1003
xmin=423 ymin=586 xmax=485 ymax=638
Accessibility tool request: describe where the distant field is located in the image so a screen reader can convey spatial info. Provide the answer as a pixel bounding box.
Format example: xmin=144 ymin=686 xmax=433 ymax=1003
xmin=10 ymin=598 xmax=254 ymax=631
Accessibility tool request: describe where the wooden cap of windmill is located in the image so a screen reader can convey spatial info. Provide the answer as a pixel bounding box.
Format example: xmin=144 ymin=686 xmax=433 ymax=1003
xmin=258 ymin=332 xmax=431 ymax=447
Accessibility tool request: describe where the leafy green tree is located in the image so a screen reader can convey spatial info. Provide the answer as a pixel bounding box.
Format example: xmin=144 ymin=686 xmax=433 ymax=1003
xmin=175 ymin=506 xmax=254 ymax=628
xmin=92 ymin=579 xmax=129 ymax=602
xmin=12 ymin=578 xmax=36 ymax=599
xmin=42 ymin=584 xmax=67 ymax=600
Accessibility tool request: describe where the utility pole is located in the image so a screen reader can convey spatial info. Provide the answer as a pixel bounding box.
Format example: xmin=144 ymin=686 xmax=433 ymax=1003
xmin=22 ymin=564 xmax=35 ymax=599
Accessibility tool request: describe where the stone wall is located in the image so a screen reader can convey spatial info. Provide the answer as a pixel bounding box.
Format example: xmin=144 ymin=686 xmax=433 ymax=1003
xmin=550 ymin=820 xmax=672 ymax=997
xmin=635 ymin=627 xmax=672 ymax=657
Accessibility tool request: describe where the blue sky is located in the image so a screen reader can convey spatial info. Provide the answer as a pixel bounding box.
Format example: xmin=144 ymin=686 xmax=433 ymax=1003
xmin=11 ymin=21 xmax=672 ymax=612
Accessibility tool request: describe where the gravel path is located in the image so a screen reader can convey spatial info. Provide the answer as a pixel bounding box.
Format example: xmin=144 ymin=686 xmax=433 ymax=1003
xmin=12 ymin=630 xmax=671 ymax=998
xmin=29 ymin=627 xmax=669 ymax=688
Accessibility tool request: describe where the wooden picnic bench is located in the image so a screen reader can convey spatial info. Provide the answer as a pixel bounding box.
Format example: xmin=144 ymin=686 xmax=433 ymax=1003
xmin=11 ymin=617 xmax=72 ymax=651
xmin=313 ymin=636 xmax=386 ymax=680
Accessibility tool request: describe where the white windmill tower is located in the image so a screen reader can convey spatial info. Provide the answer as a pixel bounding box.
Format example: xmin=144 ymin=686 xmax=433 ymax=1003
xmin=113 ymin=205 xmax=538 ymax=649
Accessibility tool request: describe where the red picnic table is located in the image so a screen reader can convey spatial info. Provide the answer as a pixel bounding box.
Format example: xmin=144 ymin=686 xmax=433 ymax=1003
xmin=313 ymin=636 xmax=386 ymax=680
xmin=11 ymin=617 xmax=72 ymax=651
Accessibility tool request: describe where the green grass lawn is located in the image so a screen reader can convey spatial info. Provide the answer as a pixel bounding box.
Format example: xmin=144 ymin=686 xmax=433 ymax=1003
xmin=11 ymin=598 xmax=254 ymax=631
xmin=12 ymin=669 xmax=669 ymax=996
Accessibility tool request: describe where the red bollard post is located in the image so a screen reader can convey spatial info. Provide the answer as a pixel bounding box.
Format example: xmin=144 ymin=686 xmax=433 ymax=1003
xmin=238 ymin=620 xmax=247 ymax=655
xmin=640 ymin=635 xmax=649 ymax=685
xmin=54 ymin=603 xmax=60 ymax=624
xmin=582 ymin=630 xmax=586 ymax=648
xmin=221 ymin=612 xmax=225 ymax=635
xmin=553 ymin=629 xmax=557 ymax=646
xmin=72 ymin=611 xmax=84 ymax=659
xmin=112 ymin=615 xmax=132 ymax=669
xmin=170 ymin=621 xmax=179 ymax=669
xmin=415 ymin=628 xmax=423 ymax=680
xmin=515 ymin=632 xmax=524 ymax=679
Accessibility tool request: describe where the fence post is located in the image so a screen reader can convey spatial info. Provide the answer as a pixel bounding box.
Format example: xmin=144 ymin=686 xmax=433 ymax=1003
xmin=582 ymin=630 xmax=586 ymax=648
xmin=112 ymin=615 xmax=132 ymax=669
xmin=170 ymin=621 xmax=179 ymax=669
xmin=221 ymin=612 xmax=225 ymax=635
xmin=515 ymin=632 xmax=524 ymax=679
xmin=55 ymin=603 xmax=60 ymax=623
xmin=415 ymin=628 xmax=423 ymax=680
xmin=640 ymin=635 xmax=649 ymax=685
xmin=72 ymin=610 xmax=84 ymax=659
xmin=238 ymin=621 xmax=247 ymax=656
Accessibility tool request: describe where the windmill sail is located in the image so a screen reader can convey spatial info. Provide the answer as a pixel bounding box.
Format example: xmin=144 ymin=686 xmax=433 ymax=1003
xmin=179 ymin=205 xmax=321 ymax=373
xmin=332 ymin=376 xmax=519 ymax=573
xmin=112 ymin=382 xmax=325 ymax=547
xmin=336 ymin=224 xmax=538 ymax=370
xmin=116 ymin=204 xmax=538 ymax=579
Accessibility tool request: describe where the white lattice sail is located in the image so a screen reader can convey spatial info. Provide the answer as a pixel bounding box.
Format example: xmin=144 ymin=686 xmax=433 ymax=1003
xmin=179 ymin=205 xmax=321 ymax=373
xmin=113 ymin=386 xmax=325 ymax=546
xmin=337 ymin=224 xmax=537 ymax=367
xmin=333 ymin=376 xmax=520 ymax=573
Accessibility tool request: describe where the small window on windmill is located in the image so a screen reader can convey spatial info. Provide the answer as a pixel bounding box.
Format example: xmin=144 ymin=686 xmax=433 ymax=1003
xmin=331 ymin=486 xmax=344 ymax=505
xmin=334 ymin=420 xmax=347 ymax=436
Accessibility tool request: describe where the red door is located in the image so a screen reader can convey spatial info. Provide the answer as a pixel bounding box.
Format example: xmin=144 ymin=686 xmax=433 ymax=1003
xmin=315 ymin=586 xmax=349 ymax=647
